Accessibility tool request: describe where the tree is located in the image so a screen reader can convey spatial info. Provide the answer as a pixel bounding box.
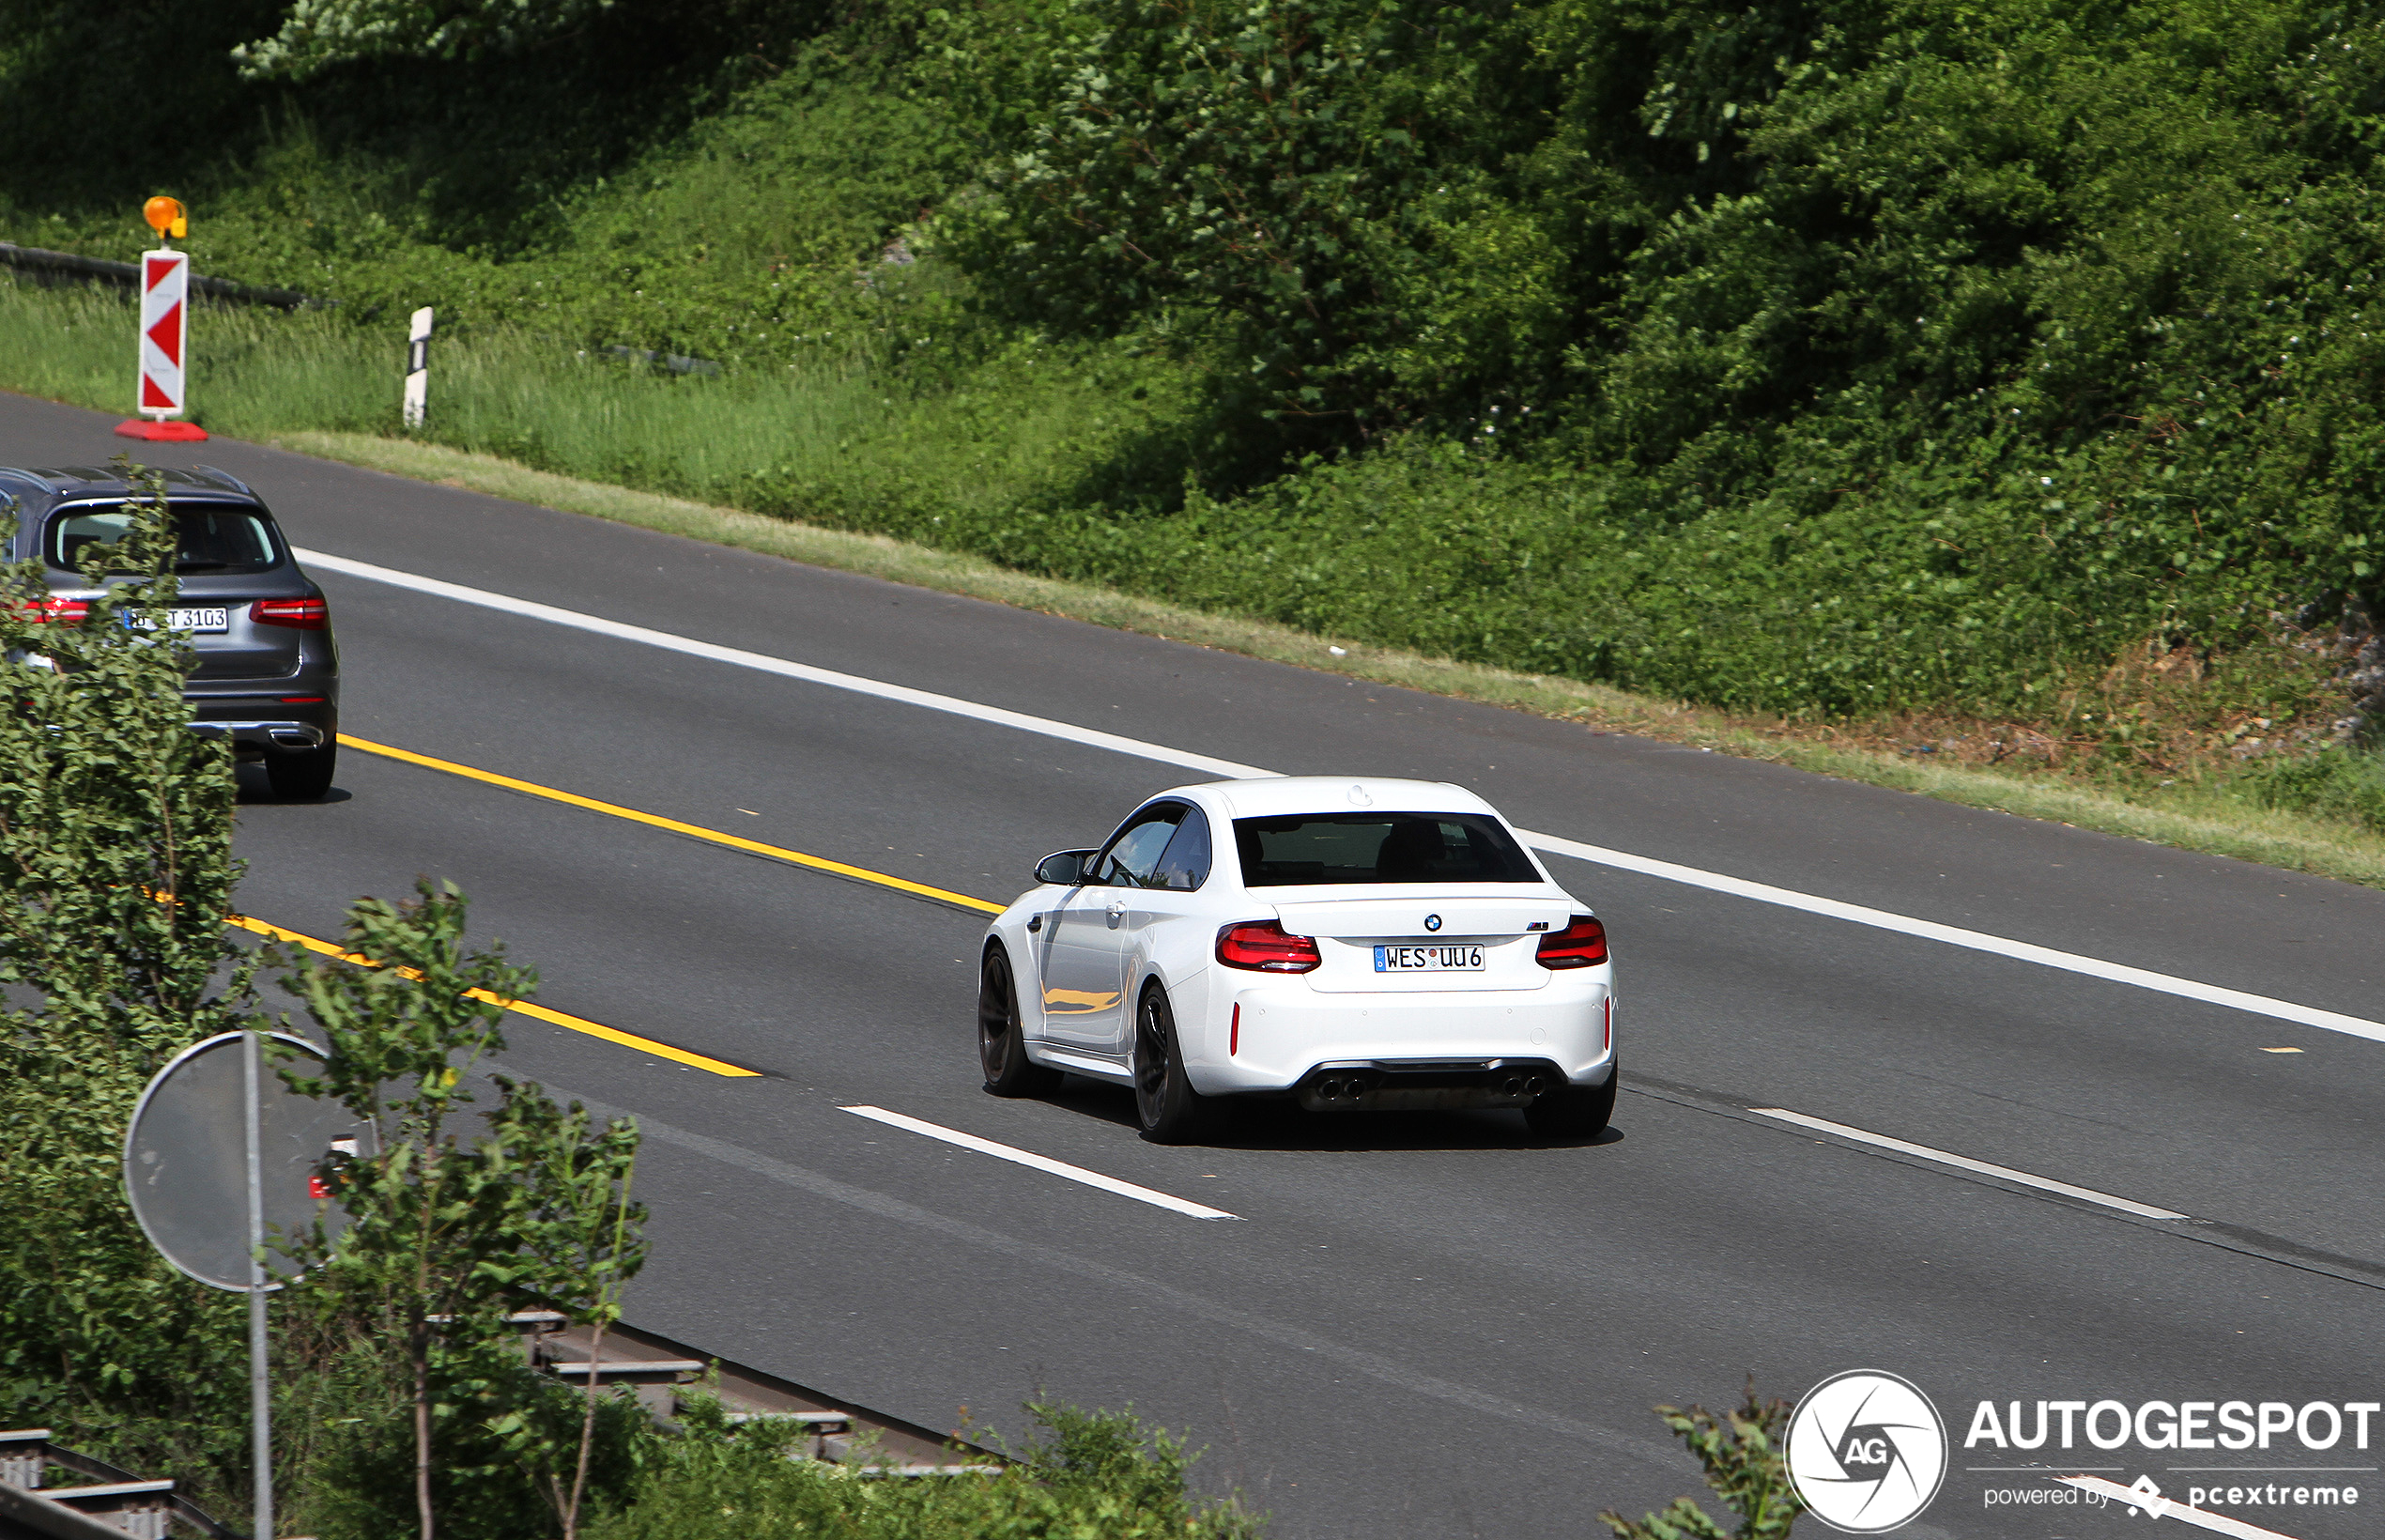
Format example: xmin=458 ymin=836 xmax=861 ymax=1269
xmin=274 ymin=880 xmax=645 ymax=1540
xmin=0 ymin=460 xmax=253 ymax=1469
xmin=1602 ymin=1385 xmax=1804 ymax=1540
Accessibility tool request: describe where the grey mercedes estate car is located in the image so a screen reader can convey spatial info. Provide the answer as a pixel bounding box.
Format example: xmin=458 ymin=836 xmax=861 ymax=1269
xmin=1 ymin=464 xmax=339 ymax=799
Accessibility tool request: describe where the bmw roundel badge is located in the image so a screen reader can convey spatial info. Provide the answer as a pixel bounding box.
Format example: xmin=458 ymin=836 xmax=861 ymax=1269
xmin=1423 ymin=914 xmax=1442 ymax=932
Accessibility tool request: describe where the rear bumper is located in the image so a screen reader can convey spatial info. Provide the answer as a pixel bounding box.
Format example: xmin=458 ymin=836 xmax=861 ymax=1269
xmin=186 ymin=690 xmax=337 ymax=758
xmin=1190 ymin=976 xmax=1612 ymax=1097
xmin=1298 ymin=1057 xmax=1584 ymax=1111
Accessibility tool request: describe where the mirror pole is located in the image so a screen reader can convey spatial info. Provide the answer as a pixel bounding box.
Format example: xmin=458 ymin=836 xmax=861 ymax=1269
xmin=243 ymin=1030 xmax=274 ymax=1540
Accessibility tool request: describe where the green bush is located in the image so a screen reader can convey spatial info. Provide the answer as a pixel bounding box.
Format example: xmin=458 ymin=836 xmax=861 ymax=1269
xmin=0 ymin=467 xmax=255 ymax=1512
xmin=939 ymin=0 xmax=2385 ymax=715
xmin=280 ymin=1332 xmax=656 ymax=1540
xmin=2240 ymin=746 xmax=2385 ymax=833
xmin=588 ymin=1396 xmax=1259 ymax=1540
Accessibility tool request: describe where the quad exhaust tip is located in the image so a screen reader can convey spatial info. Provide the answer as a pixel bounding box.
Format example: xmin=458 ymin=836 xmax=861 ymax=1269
xmin=1300 ymin=1062 xmax=1559 ymax=1111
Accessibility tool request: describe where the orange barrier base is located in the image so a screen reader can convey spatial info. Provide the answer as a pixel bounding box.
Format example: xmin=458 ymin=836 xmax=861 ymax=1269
xmin=114 ymin=418 xmax=208 ymax=441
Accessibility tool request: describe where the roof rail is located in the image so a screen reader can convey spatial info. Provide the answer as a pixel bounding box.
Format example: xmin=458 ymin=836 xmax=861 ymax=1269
xmin=192 ymin=466 xmax=253 ymax=497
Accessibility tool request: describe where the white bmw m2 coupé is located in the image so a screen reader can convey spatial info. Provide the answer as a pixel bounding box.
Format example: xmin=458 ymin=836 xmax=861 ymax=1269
xmin=977 ymin=778 xmax=1616 ymax=1143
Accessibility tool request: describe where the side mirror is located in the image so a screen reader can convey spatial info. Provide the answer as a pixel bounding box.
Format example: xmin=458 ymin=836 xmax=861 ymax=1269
xmin=1034 ymin=849 xmax=1096 ymax=886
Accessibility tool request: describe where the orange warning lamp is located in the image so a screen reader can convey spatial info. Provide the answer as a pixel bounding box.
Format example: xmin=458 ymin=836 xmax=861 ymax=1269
xmin=143 ymin=196 xmax=188 ymax=241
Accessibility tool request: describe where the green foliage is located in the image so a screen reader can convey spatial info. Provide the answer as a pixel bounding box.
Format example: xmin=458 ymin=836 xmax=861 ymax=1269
xmin=0 ymin=463 xmax=251 ymax=1490
xmin=2240 ymin=745 xmax=2385 ymax=833
xmin=235 ymin=0 xmax=619 ymax=82
xmin=8 ymin=0 xmax=2385 ymax=737
xmin=931 ymin=0 xmax=1572 ymax=431
xmin=274 ymin=879 xmax=647 ymax=1540
xmin=938 ymin=0 xmax=2385 ymax=714
xmin=1602 ymin=1387 xmax=1803 ymax=1540
xmin=280 ymin=1326 xmax=656 ymax=1540
xmin=590 ymin=1397 xmax=1261 ymax=1540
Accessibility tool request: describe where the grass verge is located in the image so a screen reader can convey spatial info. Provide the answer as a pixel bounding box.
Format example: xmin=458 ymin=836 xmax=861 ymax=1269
xmin=272 ymin=428 xmax=2385 ymax=892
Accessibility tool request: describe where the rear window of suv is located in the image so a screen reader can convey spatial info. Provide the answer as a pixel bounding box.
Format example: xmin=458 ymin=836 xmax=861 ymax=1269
xmin=1232 ymin=812 xmax=1539 ymax=886
xmin=45 ymin=502 xmax=281 ymax=576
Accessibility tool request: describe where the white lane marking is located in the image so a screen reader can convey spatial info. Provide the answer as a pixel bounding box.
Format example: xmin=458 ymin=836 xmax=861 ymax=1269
xmin=1523 ymin=832 xmax=2385 ymax=1046
xmin=1748 ymin=1107 xmax=2188 ymax=1220
xmin=2060 ymin=1473 xmax=2301 ymax=1538
xmin=300 ymin=548 xmax=2385 ymax=1046
xmin=294 ymin=549 xmax=1269 ymax=780
xmin=839 ymin=1105 xmax=1240 ymax=1221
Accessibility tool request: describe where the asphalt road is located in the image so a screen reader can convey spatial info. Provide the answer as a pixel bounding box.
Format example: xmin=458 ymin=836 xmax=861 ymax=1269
xmin=10 ymin=390 xmax=2385 ymax=1540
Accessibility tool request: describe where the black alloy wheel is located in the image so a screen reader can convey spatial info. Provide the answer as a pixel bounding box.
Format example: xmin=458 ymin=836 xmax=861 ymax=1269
xmin=1523 ymin=1062 xmax=1619 ymax=1141
xmin=979 ymin=947 xmax=1058 ymax=1097
xmin=1132 ymin=985 xmax=1208 ymax=1144
xmin=265 ymin=742 xmax=337 ymax=801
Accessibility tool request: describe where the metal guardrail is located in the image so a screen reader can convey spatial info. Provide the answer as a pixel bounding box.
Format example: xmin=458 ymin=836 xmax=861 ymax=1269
xmin=0 ymin=244 xmax=322 ymax=311
xmin=0 ymin=1432 xmax=237 ymax=1540
xmin=516 ymin=1315 xmax=1004 ymax=1473
xmin=0 ymin=244 xmax=741 ymax=378
xmin=594 ymin=346 xmax=722 ymax=377
xmin=0 ymin=1475 xmax=137 ymax=1540
xmin=0 ymin=1315 xmax=995 ymax=1540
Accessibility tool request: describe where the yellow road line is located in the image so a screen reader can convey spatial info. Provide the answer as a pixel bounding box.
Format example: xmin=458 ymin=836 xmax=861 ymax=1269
xmin=226 ymin=912 xmax=762 ymax=1077
xmin=337 ymin=733 xmax=1006 ymax=916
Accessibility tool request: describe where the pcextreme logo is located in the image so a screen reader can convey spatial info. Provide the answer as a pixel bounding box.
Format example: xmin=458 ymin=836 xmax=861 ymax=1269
xmin=1786 ymin=1370 xmax=1950 ymax=1533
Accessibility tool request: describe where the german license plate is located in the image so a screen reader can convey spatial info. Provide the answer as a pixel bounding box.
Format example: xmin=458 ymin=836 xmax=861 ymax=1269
xmin=1374 ymin=944 xmax=1485 ymax=973
xmin=155 ymin=608 xmax=229 ymax=632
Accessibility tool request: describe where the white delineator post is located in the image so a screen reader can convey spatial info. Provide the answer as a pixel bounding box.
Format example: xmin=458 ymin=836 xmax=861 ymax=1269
xmin=115 ymin=247 xmax=208 ymax=441
xmin=403 ymin=306 xmax=433 ymax=427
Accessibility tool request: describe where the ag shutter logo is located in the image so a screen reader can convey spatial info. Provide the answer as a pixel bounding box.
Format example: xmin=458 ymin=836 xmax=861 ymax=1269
xmin=1787 ymin=1370 xmax=1949 ymax=1533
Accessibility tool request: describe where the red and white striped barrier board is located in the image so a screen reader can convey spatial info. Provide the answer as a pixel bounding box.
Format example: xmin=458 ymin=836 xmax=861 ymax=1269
xmin=115 ymin=247 xmax=207 ymax=441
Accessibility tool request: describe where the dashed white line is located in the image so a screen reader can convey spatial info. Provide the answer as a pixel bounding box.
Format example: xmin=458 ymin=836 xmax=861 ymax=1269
xmin=1748 ymin=1107 xmax=2188 ymax=1220
xmin=840 ymin=1105 xmax=1240 ymax=1221
xmin=300 ymin=548 xmax=2385 ymax=1048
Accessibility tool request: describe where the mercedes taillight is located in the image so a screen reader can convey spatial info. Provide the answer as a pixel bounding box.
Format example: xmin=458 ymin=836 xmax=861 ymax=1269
xmin=250 ymin=597 xmax=328 ymax=630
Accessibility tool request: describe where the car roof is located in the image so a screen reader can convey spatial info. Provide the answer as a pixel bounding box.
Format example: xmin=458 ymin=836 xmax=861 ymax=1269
xmin=1158 ymin=777 xmax=1500 ymax=821
xmin=0 ymin=465 xmax=257 ymax=504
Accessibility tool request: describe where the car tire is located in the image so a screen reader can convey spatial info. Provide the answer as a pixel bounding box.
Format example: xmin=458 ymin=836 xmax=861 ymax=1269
xmin=264 ymin=742 xmax=336 ymax=802
xmin=1524 ymin=1064 xmax=1617 ymax=1141
xmin=979 ymin=947 xmax=1059 ymax=1098
xmin=1132 ymin=985 xmax=1209 ymax=1144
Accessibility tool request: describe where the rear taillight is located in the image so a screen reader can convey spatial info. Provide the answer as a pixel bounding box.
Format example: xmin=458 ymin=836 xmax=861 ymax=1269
xmin=20 ymin=597 xmax=88 ymax=624
xmin=1536 ymin=914 xmax=1608 ymax=969
xmin=250 ymin=597 xmax=328 ymax=630
xmin=1217 ymin=920 xmax=1321 ymax=973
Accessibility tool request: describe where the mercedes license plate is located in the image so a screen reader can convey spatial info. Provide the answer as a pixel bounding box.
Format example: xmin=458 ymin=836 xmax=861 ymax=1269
xmin=1374 ymin=944 xmax=1485 ymax=973
xmin=163 ymin=608 xmax=229 ymax=632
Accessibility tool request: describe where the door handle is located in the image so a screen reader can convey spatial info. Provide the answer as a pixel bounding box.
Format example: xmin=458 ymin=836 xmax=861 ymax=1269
xmin=1106 ymin=901 xmax=1125 ymax=927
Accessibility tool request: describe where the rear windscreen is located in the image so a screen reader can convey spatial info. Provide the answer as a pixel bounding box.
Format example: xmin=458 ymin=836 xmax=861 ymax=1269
xmin=1232 ymin=812 xmax=1540 ymax=886
xmin=45 ymin=502 xmax=281 ymax=576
